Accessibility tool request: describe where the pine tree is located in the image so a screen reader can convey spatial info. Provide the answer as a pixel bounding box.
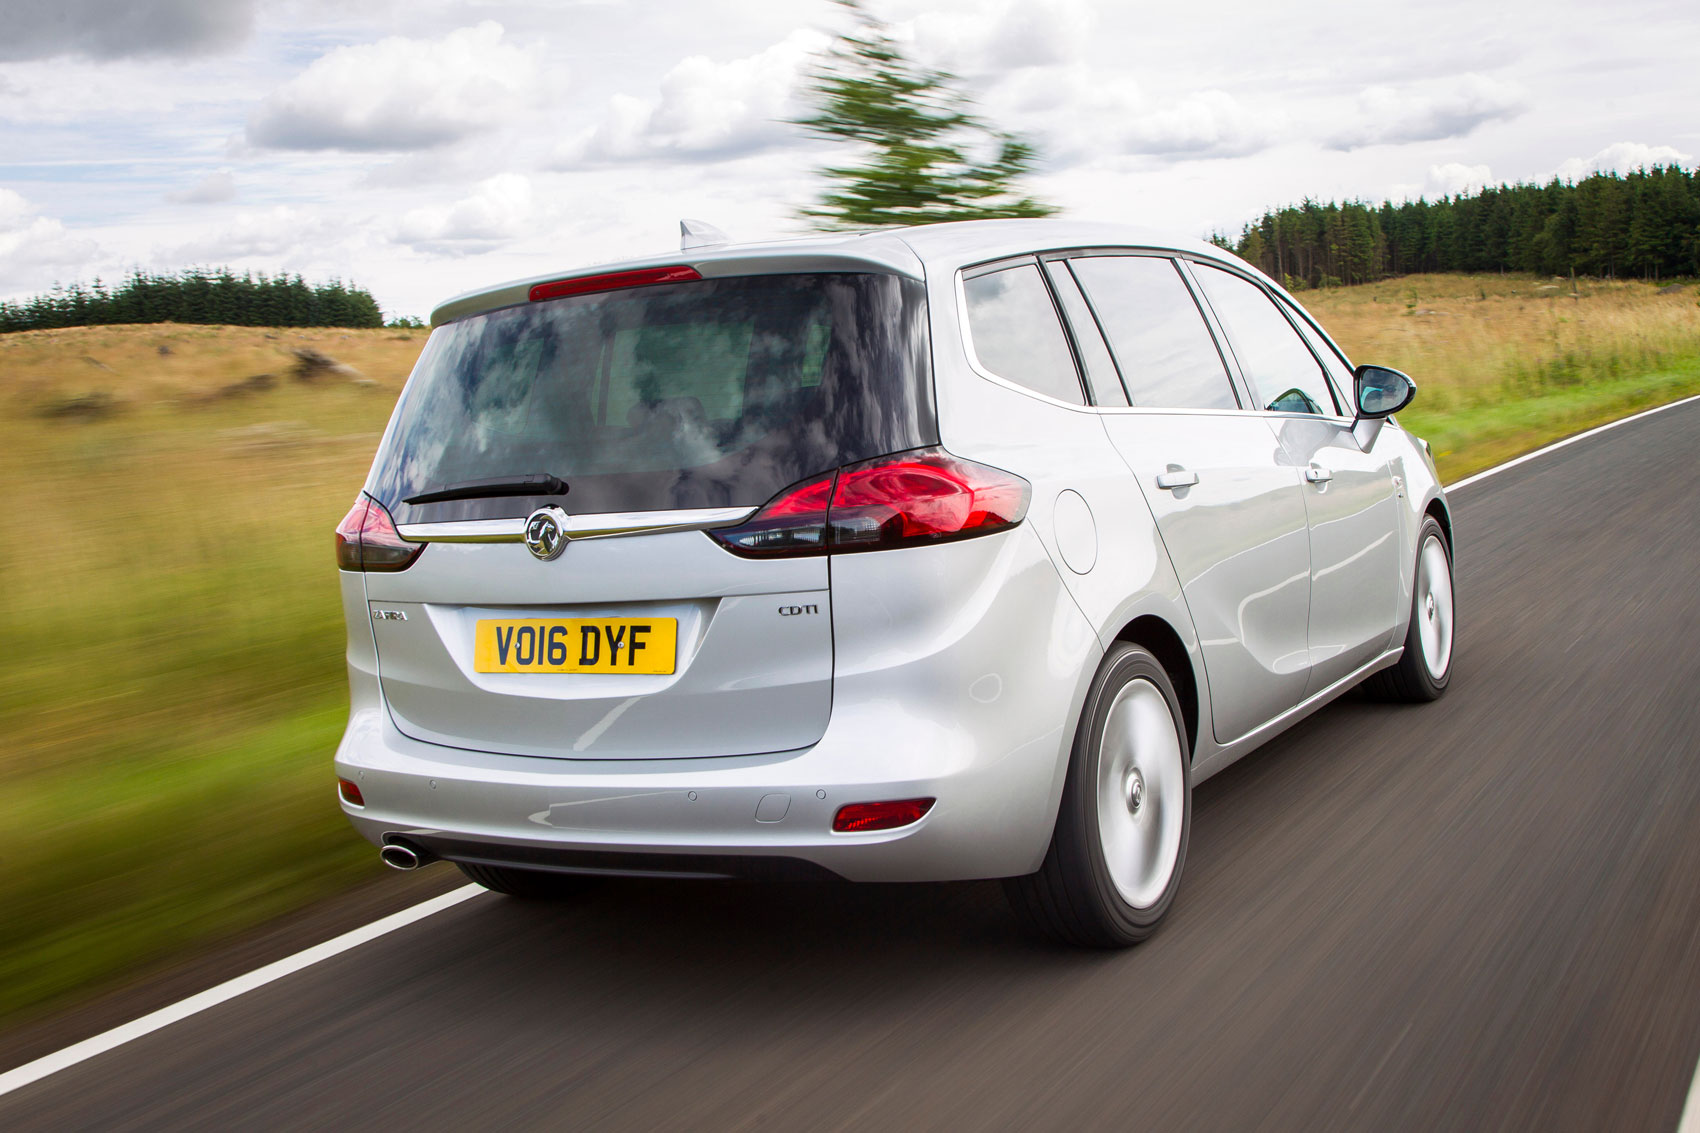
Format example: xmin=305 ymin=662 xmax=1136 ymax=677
xmin=795 ymin=0 xmax=1055 ymax=229
xmin=0 ymin=268 xmax=389 ymax=334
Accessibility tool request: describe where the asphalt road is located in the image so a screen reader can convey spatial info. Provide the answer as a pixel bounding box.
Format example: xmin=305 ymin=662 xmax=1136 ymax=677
xmin=5 ymin=401 xmax=1700 ymax=1131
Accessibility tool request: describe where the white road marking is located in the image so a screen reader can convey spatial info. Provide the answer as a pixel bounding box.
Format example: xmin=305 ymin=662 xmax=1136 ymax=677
xmin=1443 ymin=393 xmax=1700 ymax=491
xmin=1679 ymin=1049 xmax=1700 ymax=1133
xmin=0 ymin=885 xmax=484 ymax=1099
xmin=5 ymin=390 xmax=1700 ymax=1103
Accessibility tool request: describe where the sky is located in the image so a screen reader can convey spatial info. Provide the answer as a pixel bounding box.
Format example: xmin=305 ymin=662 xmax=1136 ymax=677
xmin=1 ymin=0 xmax=1696 ymax=320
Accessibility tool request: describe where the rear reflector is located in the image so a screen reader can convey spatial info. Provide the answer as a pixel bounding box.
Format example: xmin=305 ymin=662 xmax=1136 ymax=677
xmin=711 ymin=448 xmax=1029 ymax=558
xmin=337 ymin=778 xmax=365 ymax=807
xmin=335 ymin=495 xmax=424 ymax=572
xmin=832 ymin=798 xmax=935 ymax=833
xmin=528 ymin=265 xmax=702 ymax=303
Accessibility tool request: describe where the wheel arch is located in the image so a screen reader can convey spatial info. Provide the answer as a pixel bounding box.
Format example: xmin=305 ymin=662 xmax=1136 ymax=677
xmin=1112 ymin=615 xmax=1200 ymax=759
xmin=1423 ymin=494 xmax=1453 ymax=551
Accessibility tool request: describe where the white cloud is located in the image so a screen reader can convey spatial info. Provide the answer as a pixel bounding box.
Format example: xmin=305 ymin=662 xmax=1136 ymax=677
xmin=989 ymin=65 xmax=1280 ymax=164
xmin=556 ymin=30 xmax=825 ymax=167
xmin=1426 ymin=161 xmax=1494 ymax=197
xmin=391 ymin=173 xmax=536 ymax=254
xmin=166 ymin=205 xmax=350 ymax=263
xmin=907 ymin=0 xmax=1094 ymax=74
xmin=1554 ymin=141 xmax=1693 ymax=181
xmin=166 ymin=171 xmax=237 ymax=205
xmin=1122 ymin=89 xmax=1276 ymax=160
xmin=246 ymin=22 xmax=541 ymax=152
xmin=0 ymin=58 xmax=213 ymax=124
xmin=0 ymin=189 xmax=102 ymax=294
xmin=1328 ymin=74 xmax=1529 ymax=150
xmin=0 ymin=0 xmax=253 ymax=62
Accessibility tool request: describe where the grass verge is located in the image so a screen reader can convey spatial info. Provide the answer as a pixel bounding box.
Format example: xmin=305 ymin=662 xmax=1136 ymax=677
xmin=1406 ymin=358 xmax=1700 ymax=482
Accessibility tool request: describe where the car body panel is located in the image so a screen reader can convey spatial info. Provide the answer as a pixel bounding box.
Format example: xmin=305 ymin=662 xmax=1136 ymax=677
xmin=1265 ymin=413 xmax=1405 ymax=695
xmin=363 ymin=533 xmax=834 ymax=760
xmin=1100 ymin=410 xmax=1314 ymax=744
xmin=338 ymin=525 xmax=1097 ymax=881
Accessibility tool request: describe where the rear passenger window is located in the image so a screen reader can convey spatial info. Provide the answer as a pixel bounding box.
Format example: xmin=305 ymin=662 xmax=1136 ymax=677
xmin=962 ymin=263 xmax=1085 ymax=405
xmin=1069 ymin=256 xmax=1237 ymax=410
xmin=1192 ymin=264 xmax=1340 ymax=416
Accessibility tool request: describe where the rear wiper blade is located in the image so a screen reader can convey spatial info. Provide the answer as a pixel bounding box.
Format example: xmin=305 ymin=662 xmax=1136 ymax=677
xmin=404 ymin=474 xmax=569 ymax=506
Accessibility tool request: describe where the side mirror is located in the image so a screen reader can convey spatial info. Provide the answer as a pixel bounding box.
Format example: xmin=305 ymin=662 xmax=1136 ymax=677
xmin=1354 ymin=364 xmax=1416 ymax=418
xmin=1350 ymin=365 xmax=1416 ymax=451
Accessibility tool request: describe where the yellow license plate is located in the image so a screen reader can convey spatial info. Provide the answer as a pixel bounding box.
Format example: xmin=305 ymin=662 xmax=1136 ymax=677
xmin=474 ymin=618 xmax=677 ymax=674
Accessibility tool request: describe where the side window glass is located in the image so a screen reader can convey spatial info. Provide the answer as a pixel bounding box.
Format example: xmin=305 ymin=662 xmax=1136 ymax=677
xmin=1069 ymin=256 xmax=1237 ymax=410
xmin=962 ymin=263 xmax=1085 ymax=405
xmin=1284 ymin=300 xmax=1354 ymax=410
xmin=1193 ymin=264 xmax=1340 ymax=416
xmin=1042 ymin=260 xmax=1127 ymax=406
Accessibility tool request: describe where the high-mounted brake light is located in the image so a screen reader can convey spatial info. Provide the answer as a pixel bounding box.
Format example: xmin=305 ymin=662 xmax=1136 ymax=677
xmin=528 ymin=265 xmax=701 ymax=303
xmin=833 ymin=798 xmax=935 ymax=833
xmin=335 ymin=495 xmax=424 ymax=572
xmin=711 ymin=448 xmax=1029 ymax=558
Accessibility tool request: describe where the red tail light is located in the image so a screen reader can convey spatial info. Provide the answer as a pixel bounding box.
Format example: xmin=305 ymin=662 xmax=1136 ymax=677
xmin=829 ymin=450 xmax=1030 ymax=552
xmin=528 ymin=265 xmax=701 ymax=303
xmin=710 ymin=471 xmax=836 ymax=557
xmin=337 ymin=778 xmax=365 ymax=806
xmin=335 ymin=495 xmax=424 ymax=572
xmin=712 ymin=449 xmax=1029 ymax=558
xmin=833 ymin=798 xmax=935 ymax=833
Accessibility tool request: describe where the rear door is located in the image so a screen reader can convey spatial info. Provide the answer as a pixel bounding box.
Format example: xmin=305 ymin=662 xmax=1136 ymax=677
xmin=359 ymin=270 xmax=933 ymax=760
xmin=1067 ymin=254 xmax=1314 ymax=744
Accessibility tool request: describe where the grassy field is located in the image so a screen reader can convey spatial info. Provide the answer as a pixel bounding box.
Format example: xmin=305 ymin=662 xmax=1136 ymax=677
xmin=0 ymin=324 xmax=427 ymax=1023
xmin=1301 ymin=273 xmax=1700 ymax=478
xmin=1 ymin=274 xmax=1697 ymax=1027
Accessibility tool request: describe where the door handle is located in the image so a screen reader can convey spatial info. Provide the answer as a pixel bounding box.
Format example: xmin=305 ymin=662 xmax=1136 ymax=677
xmin=1304 ymin=467 xmax=1333 ymax=484
xmin=1155 ymin=470 xmax=1199 ymax=490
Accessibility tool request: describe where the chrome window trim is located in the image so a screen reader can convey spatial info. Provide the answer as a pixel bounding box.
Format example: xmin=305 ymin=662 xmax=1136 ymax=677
xmin=397 ymin=506 xmax=758 ymax=544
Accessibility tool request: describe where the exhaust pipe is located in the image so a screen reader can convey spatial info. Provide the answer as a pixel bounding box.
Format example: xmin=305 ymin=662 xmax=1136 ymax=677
xmin=380 ymin=843 xmax=422 ymax=871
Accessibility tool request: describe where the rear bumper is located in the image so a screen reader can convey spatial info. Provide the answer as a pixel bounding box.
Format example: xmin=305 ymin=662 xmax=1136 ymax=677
xmin=334 ymin=525 xmax=1100 ymax=883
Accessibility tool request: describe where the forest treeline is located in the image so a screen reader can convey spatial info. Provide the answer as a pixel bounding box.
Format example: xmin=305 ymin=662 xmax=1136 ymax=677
xmin=1218 ymin=166 xmax=1700 ymax=289
xmin=0 ymin=269 xmax=384 ymax=334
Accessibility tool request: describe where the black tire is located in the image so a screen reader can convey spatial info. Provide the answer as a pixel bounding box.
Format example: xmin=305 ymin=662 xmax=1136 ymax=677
xmin=1362 ymin=516 xmax=1454 ymax=703
xmin=1004 ymin=643 xmax=1192 ymax=948
xmin=456 ymin=861 xmax=594 ymax=899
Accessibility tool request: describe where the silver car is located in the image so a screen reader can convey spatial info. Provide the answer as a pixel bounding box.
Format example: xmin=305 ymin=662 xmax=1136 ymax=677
xmin=333 ymin=219 xmax=1454 ymax=946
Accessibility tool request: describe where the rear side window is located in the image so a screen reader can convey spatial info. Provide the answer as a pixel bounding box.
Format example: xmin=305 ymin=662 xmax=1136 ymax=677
xmin=368 ymin=273 xmax=933 ymax=521
xmin=1192 ymin=264 xmax=1340 ymax=416
xmin=962 ymin=263 xmax=1085 ymax=405
xmin=1069 ymin=256 xmax=1237 ymax=410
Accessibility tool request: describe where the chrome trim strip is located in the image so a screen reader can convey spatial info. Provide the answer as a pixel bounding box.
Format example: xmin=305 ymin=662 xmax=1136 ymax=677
xmin=397 ymin=518 xmax=526 ymax=543
xmin=397 ymin=506 xmax=757 ymax=544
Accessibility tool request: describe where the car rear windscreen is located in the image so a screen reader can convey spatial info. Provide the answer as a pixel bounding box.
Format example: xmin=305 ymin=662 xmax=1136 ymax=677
xmin=367 ymin=272 xmax=934 ymax=522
